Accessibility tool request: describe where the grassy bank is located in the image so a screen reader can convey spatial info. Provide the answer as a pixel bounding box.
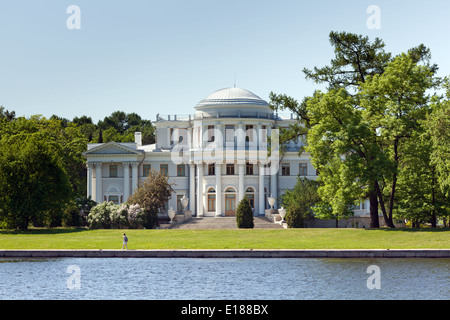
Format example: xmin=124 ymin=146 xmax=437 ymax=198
xmin=0 ymin=228 xmax=449 ymax=250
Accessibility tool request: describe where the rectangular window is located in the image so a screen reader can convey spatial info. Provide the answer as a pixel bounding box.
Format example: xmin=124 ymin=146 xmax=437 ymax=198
xmin=246 ymin=125 xmax=254 ymax=142
xmin=225 ymin=125 xmax=235 ymax=142
xmin=143 ymin=164 xmax=151 ymax=177
xmin=226 ymin=164 xmax=235 ymax=175
xmin=246 ymin=162 xmax=254 ymax=175
xmin=281 ymin=163 xmax=290 ymax=176
xmin=208 ymin=164 xmax=215 ymax=176
xmin=177 ymin=164 xmax=186 ymax=177
xmin=109 ymin=195 xmax=119 ymax=204
xmin=261 ymin=125 xmax=267 ymax=143
xmin=109 ymin=165 xmax=118 ymax=178
xmin=160 ymin=164 xmax=168 ymax=176
xmin=207 ymin=125 xmax=215 ymax=142
xmin=299 ymin=163 xmax=308 ymax=176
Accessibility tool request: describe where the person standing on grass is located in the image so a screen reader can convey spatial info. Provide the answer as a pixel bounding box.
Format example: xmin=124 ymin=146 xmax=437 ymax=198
xmin=122 ymin=233 xmax=128 ymax=250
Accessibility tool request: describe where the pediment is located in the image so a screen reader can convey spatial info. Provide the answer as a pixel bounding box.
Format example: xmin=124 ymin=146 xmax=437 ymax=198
xmin=83 ymin=142 xmax=142 ymax=156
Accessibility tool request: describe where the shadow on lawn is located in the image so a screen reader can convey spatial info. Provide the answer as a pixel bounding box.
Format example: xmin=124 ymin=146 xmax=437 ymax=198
xmin=0 ymin=227 xmax=90 ymax=235
xmin=368 ymin=227 xmax=450 ymax=233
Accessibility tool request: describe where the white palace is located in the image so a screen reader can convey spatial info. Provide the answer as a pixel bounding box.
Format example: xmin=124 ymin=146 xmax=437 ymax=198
xmin=83 ymin=87 xmax=370 ymax=222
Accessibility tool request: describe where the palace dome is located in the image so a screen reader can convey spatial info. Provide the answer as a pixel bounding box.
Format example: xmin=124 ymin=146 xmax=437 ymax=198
xmin=196 ymin=87 xmax=269 ymax=108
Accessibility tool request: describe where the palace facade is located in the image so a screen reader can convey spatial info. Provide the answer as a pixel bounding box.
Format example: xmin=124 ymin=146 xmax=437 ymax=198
xmin=83 ymin=87 xmax=370 ymax=220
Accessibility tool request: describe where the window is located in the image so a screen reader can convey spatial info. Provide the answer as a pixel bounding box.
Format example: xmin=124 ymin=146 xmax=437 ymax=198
xmin=281 ymin=163 xmax=290 ymax=176
xmin=109 ymin=165 xmax=118 ymax=178
xmin=109 ymin=195 xmax=119 ymax=204
xmin=160 ymin=164 xmax=168 ymax=176
xmin=226 ymin=164 xmax=235 ymax=175
xmin=261 ymin=125 xmax=267 ymax=143
xmin=177 ymin=164 xmax=186 ymax=177
xmin=246 ymin=162 xmax=254 ymax=175
xmin=225 ymin=125 xmax=234 ymax=142
xmin=143 ymin=164 xmax=151 ymax=177
xmin=299 ymin=163 xmax=308 ymax=176
xmin=246 ymin=125 xmax=254 ymax=142
xmin=207 ymin=188 xmax=216 ymax=212
xmin=207 ymin=125 xmax=215 ymax=142
xmin=208 ymin=164 xmax=215 ymax=176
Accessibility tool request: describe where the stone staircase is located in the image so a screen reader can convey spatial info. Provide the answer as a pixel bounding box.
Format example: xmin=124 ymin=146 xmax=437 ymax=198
xmin=169 ymin=216 xmax=284 ymax=229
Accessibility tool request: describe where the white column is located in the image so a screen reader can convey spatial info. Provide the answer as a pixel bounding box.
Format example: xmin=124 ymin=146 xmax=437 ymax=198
xmin=131 ymin=162 xmax=139 ymax=194
xmin=271 ymin=166 xmax=277 ymax=209
xmin=197 ymin=162 xmax=204 ymax=217
xmin=237 ymin=124 xmax=245 ymax=150
xmin=95 ymin=162 xmax=103 ymax=203
xmin=259 ymin=163 xmax=265 ymax=216
xmin=238 ymin=161 xmax=245 ymax=202
xmin=189 ymin=163 xmax=196 ymax=214
xmin=123 ymin=162 xmax=130 ymax=202
xmin=215 ymin=162 xmax=222 ymax=217
xmin=87 ymin=163 xmax=93 ymax=199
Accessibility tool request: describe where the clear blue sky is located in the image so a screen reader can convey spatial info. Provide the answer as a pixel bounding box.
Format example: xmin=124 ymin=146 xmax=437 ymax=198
xmin=1 ymin=0 xmax=450 ymax=123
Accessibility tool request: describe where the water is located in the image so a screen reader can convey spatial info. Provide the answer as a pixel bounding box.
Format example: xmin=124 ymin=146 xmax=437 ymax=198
xmin=0 ymin=258 xmax=448 ymax=300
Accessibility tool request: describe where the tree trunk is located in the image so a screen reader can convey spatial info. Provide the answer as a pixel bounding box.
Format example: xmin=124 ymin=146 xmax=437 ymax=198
xmin=374 ymin=181 xmax=396 ymax=228
xmin=369 ymin=188 xmax=380 ymax=229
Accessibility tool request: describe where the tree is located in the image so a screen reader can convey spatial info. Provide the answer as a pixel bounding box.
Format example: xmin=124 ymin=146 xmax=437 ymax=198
xmin=281 ymin=177 xmax=322 ymax=228
xmin=428 ymin=80 xmax=450 ymax=197
xmin=273 ymin=31 xmax=439 ymax=228
xmin=358 ymin=53 xmax=438 ymax=227
xmin=127 ymin=169 xmax=173 ymax=229
xmin=236 ymin=196 xmax=254 ymax=228
xmin=272 ymin=31 xmax=392 ymax=228
xmin=0 ymin=133 xmax=72 ymax=230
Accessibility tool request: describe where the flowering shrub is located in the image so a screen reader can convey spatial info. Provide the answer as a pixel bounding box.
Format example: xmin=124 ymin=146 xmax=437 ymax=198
xmin=87 ymin=202 xmax=145 ymax=229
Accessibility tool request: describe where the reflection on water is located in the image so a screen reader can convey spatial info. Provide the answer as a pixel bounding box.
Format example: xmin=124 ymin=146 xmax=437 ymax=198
xmin=0 ymin=258 xmax=448 ymax=300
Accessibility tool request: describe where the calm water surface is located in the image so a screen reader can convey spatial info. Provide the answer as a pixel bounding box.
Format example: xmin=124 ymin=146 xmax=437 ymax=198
xmin=0 ymin=258 xmax=448 ymax=300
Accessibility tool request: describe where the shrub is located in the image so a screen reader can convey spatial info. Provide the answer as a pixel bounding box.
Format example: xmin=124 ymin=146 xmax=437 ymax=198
xmin=87 ymin=201 xmax=117 ymax=229
xmin=110 ymin=203 xmax=129 ymax=229
xmin=127 ymin=204 xmax=145 ymax=229
xmin=285 ymin=203 xmax=306 ymax=228
xmin=236 ymin=197 xmax=254 ymax=229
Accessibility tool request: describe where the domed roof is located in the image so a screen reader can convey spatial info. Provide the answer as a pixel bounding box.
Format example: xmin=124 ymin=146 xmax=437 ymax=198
xmin=196 ymin=87 xmax=269 ymax=108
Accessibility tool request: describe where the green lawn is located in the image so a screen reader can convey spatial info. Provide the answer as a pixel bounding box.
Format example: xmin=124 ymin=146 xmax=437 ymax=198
xmin=0 ymin=228 xmax=449 ymax=250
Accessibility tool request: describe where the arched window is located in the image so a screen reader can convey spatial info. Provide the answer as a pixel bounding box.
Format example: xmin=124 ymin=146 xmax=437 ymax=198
xmin=225 ymin=187 xmax=236 ymax=193
xmin=207 ymin=188 xmax=216 ymax=212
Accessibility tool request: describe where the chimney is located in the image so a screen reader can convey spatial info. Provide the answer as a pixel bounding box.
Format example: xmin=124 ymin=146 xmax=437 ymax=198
xmin=135 ymin=132 xmax=142 ymax=146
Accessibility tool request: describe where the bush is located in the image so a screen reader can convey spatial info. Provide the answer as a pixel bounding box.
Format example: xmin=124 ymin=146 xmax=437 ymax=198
xmin=110 ymin=203 xmax=129 ymax=229
xmin=236 ymin=197 xmax=254 ymax=229
xmin=87 ymin=201 xmax=116 ymax=229
xmin=127 ymin=204 xmax=145 ymax=229
xmin=285 ymin=204 xmax=306 ymax=228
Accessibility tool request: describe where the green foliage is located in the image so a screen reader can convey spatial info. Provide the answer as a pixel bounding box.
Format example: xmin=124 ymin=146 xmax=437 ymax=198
xmin=127 ymin=170 xmax=173 ymax=229
xmin=282 ymin=177 xmax=322 ymax=228
xmin=0 ymin=132 xmax=72 ymax=230
xmin=236 ymin=197 xmax=254 ymax=229
xmin=274 ymin=31 xmax=446 ymax=229
xmin=0 ymin=109 xmax=155 ymax=230
xmin=428 ymin=80 xmax=450 ymax=197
